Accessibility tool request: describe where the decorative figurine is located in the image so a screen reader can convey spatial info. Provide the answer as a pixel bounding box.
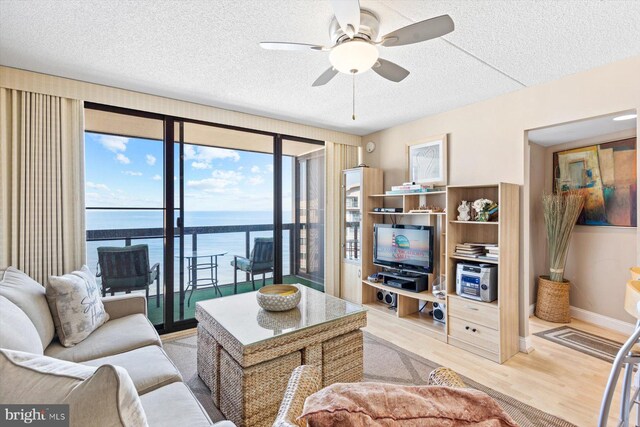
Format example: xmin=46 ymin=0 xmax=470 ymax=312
xmin=457 ymin=201 xmax=471 ymax=221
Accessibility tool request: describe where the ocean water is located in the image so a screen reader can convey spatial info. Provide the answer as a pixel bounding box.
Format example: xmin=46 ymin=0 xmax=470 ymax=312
xmin=86 ymin=210 xmax=293 ymax=295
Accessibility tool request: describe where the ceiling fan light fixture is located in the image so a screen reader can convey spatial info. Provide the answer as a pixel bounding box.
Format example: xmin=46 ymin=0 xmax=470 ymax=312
xmin=329 ymin=40 xmax=379 ymax=75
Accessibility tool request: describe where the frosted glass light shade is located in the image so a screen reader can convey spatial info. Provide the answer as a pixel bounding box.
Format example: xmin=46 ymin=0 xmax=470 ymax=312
xmin=329 ymin=40 xmax=379 ymax=74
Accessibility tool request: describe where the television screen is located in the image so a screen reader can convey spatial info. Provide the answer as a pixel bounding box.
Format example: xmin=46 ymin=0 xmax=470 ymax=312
xmin=373 ymin=224 xmax=433 ymax=273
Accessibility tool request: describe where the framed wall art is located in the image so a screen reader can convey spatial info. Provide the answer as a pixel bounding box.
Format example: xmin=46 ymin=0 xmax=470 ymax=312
xmin=553 ymin=137 xmax=637 ymax=227
xmin=407 ymin=134 xmax=448 ymax=186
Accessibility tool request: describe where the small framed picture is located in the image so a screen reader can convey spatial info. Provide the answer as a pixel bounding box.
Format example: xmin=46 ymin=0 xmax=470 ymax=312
xmin=407 ymin=134 xmax=448 ymax=185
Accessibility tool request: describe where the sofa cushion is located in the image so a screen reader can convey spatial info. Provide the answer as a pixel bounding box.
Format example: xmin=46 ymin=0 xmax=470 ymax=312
xmin=83 ymin=345 xmax=182 ymax=395
xmin=45 ymin=313 xmax=161 ymax=362
xmin=0 ymin=349 xmax=148 ymax=427
xmin=0 ymin=296 xmax=43 ymax=354
xmin=46 ymin=265 xmax=110 ymax=347
xmin=0 ymin=267 xmax=56 ymax=348
xmin=140 ymin=382 xmax=212 ymax=427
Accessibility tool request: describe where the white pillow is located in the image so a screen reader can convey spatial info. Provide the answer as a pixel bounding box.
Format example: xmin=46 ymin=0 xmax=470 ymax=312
xmin=0 ymin=349 xmax=148 ymax=427
xmin=0 ymin=267 xmax=56 ymax=348
xmin=46 ymin=266 xmax=109 ymax=347
xmin=0 ymin=296 xmax=44 ymax=354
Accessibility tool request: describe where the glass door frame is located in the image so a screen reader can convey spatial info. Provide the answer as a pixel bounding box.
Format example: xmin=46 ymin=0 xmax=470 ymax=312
xmin=86 ymin=103 xmax=324 ymax=334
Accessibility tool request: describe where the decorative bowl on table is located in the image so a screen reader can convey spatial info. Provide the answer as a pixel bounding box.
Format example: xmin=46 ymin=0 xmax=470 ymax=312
xmin=256 ymin=284 xmax=301 ymax=312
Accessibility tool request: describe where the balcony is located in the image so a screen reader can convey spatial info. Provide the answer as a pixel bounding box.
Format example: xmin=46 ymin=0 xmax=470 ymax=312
xmin=87 ymin=223 xmax=323 ymax=325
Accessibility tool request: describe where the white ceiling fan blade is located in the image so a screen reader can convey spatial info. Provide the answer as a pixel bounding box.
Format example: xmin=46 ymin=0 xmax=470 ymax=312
xmin=381 ymin=14 xmax=454 ymax=47
xmin=312 ymin=67 xmax=339 ymax=87
xmin=259 ymin=42 xmax=327 ymax=51
xmin=330 ymin=0 xmax=361 ymax=38
xmin=372 ymin=59 xmax=410 ymax=82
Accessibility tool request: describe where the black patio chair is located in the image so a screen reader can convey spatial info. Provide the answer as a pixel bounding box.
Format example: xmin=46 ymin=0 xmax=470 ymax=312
xmin=96 ymin=244 xmax=160 ymax=307
xmin=230 ymin=237 xmax=274 ymax=294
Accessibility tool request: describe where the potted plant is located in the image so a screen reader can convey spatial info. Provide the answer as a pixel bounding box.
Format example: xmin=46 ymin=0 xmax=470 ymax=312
xmin=535 ymin=191 xmax=584 ymax=323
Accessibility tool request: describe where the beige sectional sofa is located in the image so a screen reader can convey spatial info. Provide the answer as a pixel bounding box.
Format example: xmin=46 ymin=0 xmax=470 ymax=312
xmin=0 ymin=275 xmax=233 ymax=427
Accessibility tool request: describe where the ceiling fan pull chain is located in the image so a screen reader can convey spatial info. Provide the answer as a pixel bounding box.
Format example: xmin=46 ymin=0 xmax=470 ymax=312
xmin=352 ymin=71 xmax=356 ymax=121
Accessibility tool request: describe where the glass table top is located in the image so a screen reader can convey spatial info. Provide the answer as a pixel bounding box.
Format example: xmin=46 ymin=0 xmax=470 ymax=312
xmin=196 ymin=284 xmax=365 ymax=346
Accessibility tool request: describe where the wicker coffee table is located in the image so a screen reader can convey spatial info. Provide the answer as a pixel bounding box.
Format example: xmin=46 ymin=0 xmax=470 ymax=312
xmin=195 ymin=285 xmax=367 ymax=427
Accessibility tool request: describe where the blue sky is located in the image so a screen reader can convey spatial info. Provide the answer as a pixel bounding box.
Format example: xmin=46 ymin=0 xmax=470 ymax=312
xmin=84 ymin=132 xmax=292 ymax=211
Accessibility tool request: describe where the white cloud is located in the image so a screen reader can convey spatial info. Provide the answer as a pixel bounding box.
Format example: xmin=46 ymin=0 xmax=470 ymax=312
xmin=99 ymin=135 xmax=129 ymax=152
xmin=266 ymin=164 xmax=274 ymax=173
xmin=251 ymin=165 xmax=260 ymax=174
xmin=152 ymin=174 xmax=162 ymax=181
xmin=184 ymin=145 xmax=240 ymax=169
xmin=122 ymin=171 xmax=142 ymax=176
xmin=191 ymin=161 xmax=212 ymax=169
xmin=187 ymin=169 xmax=244 ymax=191
xmin=86 ymin=181 xmax=110 ymax=191
xmin=146 ymin=154 xmax=156 ymax=166
xmin=248 ymin=175 xmax=264 ymax=186
xmin=115 ymin=153 xmax=130 ymax=164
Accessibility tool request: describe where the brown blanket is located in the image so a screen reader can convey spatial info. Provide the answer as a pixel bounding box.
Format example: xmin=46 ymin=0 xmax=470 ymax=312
xmin=298 ymin=382 xmax=518 ymax=426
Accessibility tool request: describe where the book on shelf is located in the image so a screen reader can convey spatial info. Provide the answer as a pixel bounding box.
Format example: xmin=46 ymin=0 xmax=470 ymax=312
xmin=462 ymin=242 xmax=498 ymax=247
xmin=454 ymin=252 xmax=479 ymax=258
xmin=484 ymin=253 xmax=499 ymax=259
xmin=455 ymin=248 xmax=484 ymax=254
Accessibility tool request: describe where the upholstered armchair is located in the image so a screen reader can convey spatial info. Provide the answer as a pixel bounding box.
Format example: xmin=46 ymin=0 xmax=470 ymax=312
xmin=271 ymin=365 xmax=466 ymax=427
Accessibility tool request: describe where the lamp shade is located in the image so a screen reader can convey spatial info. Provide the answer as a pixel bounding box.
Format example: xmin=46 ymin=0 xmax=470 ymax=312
xmin=329 ymin=40 xmax=379 ymax=74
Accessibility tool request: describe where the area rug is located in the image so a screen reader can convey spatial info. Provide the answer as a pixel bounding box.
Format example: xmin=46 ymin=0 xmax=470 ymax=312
xmin=163 ymin=331 xmax=576 ymax=427
xmin=534 ymin=326 xmax=622 ymax=363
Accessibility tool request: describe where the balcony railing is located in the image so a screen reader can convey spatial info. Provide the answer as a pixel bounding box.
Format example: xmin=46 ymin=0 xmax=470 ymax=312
xmin=86 ymin=223 xmax=298 ymax=279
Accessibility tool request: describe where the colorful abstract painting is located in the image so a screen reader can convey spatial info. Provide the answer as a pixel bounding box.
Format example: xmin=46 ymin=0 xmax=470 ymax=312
xmin=553 ymin=138 xmax=637 ymax=227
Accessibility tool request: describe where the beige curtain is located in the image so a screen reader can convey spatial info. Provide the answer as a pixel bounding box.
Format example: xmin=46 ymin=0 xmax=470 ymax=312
xmin=324 ymin=141 xmax=360 ymax=297
xmin=0 ymin=88 xmax=85 ymax=285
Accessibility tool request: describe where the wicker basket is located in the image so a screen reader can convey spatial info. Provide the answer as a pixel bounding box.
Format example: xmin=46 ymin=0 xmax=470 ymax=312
xmin=535 ymin=276 xmax=571 ymax=323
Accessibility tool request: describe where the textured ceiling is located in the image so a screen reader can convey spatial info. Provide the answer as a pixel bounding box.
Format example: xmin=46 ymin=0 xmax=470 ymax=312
xmin=1 ymin=0 xmax=639 ymax=135
xmin=528 ymin=111 xmax=637 ymax=146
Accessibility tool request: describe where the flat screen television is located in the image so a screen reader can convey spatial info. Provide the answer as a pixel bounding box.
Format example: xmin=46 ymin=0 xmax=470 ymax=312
xmin=373 ymin=224 xmax=434 ymax=274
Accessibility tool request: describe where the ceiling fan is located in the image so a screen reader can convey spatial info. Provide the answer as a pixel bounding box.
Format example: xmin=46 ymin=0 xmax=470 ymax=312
xmin=259 ymin=0 xmax=455 ymax=86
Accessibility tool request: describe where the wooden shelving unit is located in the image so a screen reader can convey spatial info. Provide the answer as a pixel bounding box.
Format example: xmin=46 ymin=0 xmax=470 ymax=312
xmin=346 ymin=181 xmax=520 ymax=364
xmin=445 ymin=183 xmax=520 ymax=364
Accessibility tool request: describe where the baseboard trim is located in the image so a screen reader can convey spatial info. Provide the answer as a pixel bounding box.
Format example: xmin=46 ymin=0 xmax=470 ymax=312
xmin=519 ymin=335 xmax=534 ymax=353
xmin=569 ymin=306 xmax=635 ymax=335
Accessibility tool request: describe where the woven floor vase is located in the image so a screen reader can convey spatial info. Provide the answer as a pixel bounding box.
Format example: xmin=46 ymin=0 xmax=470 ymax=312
xmin=535 ymin=276 xmax=571 ymax=323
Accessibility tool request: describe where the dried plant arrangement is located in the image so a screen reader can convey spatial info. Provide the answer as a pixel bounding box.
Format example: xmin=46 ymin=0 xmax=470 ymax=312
xmin=543 ymin=191 xmax=585 ymax=282
xmin=536 ymin=190 xmax=585 ymax=323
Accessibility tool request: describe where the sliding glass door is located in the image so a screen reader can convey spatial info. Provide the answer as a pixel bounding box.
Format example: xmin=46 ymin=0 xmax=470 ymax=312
xmin=173 ymin=121 xmax=275 ymax=323
xmin=84 ymin=104 xmax=324 ymax=332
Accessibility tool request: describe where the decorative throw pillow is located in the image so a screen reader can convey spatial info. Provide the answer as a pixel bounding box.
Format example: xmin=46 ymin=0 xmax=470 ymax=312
xmin=0 ymin=267 xmax=56 ymax=348
xmin=0 ymin=296 xmax=44 ymax=354
xmin=0 ymin=349 xmax=148 ymax=427
xmin=46 ymin=266 xmax=109 ymax=347
xmin=298 ymin=382 xmax=518 ymax=427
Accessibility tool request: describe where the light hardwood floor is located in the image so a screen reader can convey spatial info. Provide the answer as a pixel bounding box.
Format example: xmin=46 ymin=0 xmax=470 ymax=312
xmin=364 ymin=310 xmax=627 ymax=427
xmin=163 ymin=313 xmax=628 ymax=426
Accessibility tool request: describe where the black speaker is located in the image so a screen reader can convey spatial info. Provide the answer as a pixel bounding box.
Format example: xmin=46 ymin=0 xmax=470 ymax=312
xmin=376 ymin=290 xmax=397 ymax=307
xmin=432 ymin=301 xmax=446 ymax=323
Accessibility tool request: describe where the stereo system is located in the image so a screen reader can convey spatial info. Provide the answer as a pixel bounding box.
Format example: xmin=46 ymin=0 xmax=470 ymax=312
xmin=456 ymin=263 xmax=498 ymax=302
xmin=376 ymin=289 xmax=397 ymax=307
xmin=378 ymin=271 xmax=428 ymax=293
xmin=432 ymin=302 xmax=446 ymax=323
